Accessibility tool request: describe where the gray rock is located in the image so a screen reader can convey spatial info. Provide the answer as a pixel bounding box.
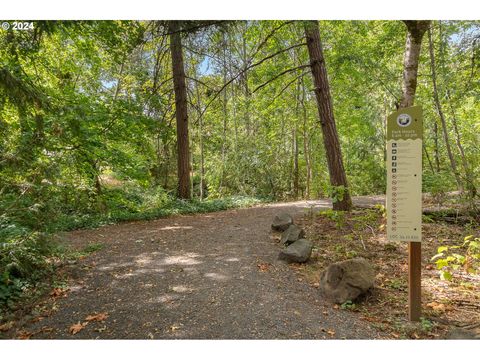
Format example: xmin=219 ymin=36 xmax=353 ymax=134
xmin=281 ymin=224 xmax=305 ymax=246
xmin=271 ymin=213 xmax=294 ymax=231
xmin=319 ymin=258 xmax=375 ymax=304
xmin=278 ymin=239 xmax=312 ymax=263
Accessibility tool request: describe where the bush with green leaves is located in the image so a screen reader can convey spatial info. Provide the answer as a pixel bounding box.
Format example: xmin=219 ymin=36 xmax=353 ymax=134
xmin=0 ymin=228 xmax=53 ymax=308
xmin=319 ymin=209 xmax=346 ymax=229
xmin=431 ymin=235 xmax=480 ymax=281
xmin=423 ymin=172 xmax=457 ymax=206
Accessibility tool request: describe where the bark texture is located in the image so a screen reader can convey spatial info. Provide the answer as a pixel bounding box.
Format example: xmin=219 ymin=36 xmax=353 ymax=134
xmin=169 ymin=21 xmax=191 ymax=199
xmin=399 ymin=21 xmax=431 ymax=108
xmin=304 ymin=20 xmax=352 ymax=211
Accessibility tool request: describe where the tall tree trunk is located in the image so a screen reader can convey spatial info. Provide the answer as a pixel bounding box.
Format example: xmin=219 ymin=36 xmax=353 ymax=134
xmin=194 ymin=69 xmax=206 ymax=200
xmin=221 ymin=31 xmax=228 ymax=191
xmin=433 ymin=121 xmax=440 ymax=172
xmin=228 ymin=32 xmax=239 ymax=152
xmin=423 ymin=144 xmax=435 ymax=173
xmin=300 ymin=78 xmax=311 ymax=199
xmin=293 ymin=126 xmax=299 ymax=199
xmin=400 ymin=21 xmax=431 ymax=108
xmin=427 ymin=26 xmax=463 ymax=192
xmin=446 ymin=91 xmax=477 ymax=197
xmin=199 ymin=115 xmax=205 ymax=200
xmin=399 ymin=20 xmax=430 ymax=323
xmin=241 ymin=24 xmax=251 ymax=136
xmin=304 ymin=20 xmax=352 ymax=211
xmin=169 ymin=21 xmax=191 ymax=199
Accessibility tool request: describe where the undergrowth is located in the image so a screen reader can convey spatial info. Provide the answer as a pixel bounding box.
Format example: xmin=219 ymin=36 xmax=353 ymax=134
xmin=0 ymin=182 xmax=263 ymax=313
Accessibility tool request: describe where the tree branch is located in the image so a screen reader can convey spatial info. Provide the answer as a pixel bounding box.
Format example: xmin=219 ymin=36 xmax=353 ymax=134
xmin=268 ymin=70 xmax=309 ymax=104
xmin=250 ymin=21 xmax=295 ymax=60
xmin=186 ymin=76 xmax=217 ymax=92
xmin=196 ymin=42 xmax=307 ymax=122
xmin=253 ymin=65 xmax=310 ymax=94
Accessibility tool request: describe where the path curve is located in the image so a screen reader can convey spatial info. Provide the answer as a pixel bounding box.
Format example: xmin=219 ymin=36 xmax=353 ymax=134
xmin=24 ymin=196 xmax=385 ymax=339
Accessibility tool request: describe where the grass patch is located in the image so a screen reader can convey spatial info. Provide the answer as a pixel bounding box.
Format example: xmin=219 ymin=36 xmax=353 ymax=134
xmin=50 ymin=195 xmax=264 ymax=232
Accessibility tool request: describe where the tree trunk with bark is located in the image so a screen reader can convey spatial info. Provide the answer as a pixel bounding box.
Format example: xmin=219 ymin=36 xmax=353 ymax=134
xmin=399 ymin=20 xmax=431 ymax=323
xmin=427 ymin=26 xmax=463 ymax=192
xmin=399 ymin=21 xmax=431 ymax=108
xmin=433 ymin=121 xmax=440 ymax=172
xmin=293 ymin=126 xmax=299 ymax=198
xmin=446 ymin=91 xmax=477 ymax=197
xmin=169 ymin=21 xmax=191 ymax=199
xmin=304 ymin=20 xmax=352 ymax=211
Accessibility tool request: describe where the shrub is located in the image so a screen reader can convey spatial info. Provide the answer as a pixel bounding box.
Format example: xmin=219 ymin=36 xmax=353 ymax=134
xmin=431 ymin=235 xmax=480 ymax=281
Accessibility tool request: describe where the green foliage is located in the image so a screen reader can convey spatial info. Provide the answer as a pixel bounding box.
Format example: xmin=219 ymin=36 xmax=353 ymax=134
xmin=326 ymin=185 xmax=347 ymax=204
xmin=431 ymin=235 xmax=480 ymax=281
xmin=341 ymin=300 xmax=357 ymax=310
xmin=420 ymin=318 xmax=434 ymax=333
xmin=422 ymin=172 xmax=456 ymax=206
xmin=319 ymin=209 xmax=346 ymax=229
xmin=1 ymin=19 xmax=479 ymax=312
xmin=385 ymin=278 xmax=406 ymax=291
xmin=0 ymin=231 xmax=53 ymax=308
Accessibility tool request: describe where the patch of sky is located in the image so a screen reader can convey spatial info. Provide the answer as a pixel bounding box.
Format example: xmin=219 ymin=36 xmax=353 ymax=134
xmin=199 ymin=56 xmax=215 ymax=76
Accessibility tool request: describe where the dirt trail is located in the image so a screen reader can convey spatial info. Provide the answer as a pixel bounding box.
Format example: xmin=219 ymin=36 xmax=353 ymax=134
xmin=21 ymin=196 xmax=386 ymax=339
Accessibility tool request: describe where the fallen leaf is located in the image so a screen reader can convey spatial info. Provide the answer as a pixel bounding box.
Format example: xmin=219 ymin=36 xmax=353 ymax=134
xmin=85 ymin=312 xmax=109 ymax=322
xmin=69 ymin=322 xmax=88 ymax=335
xmin=50 ymin=288 xmax=68 ymax=298
xmin=427 ymin=302 xmax=446 ymax=312
xmin=312 ymin=282 xmax=320 ymax=288
xmin=257 ymin=263 xmax=271 ymax=272
xmin=16 ymin=330 xmax=33 ymax=339
xmin=0 ymin=321 xmax=14 ymax=332
xmin=327 ymin=329 xmax=336 ymax=336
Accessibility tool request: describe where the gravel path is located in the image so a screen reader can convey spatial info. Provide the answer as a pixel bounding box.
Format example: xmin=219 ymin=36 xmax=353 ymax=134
xmin=23 ymin=197 xmax=386 ymax=339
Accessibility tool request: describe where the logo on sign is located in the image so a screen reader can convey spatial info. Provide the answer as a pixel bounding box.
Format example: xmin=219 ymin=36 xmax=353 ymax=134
xmin=397 ymin=113 xmax=412 ymax=127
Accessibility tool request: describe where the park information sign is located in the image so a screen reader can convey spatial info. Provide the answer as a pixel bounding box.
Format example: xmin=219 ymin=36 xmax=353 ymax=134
xmin=386 ymin=106 xmax=423 ymax=242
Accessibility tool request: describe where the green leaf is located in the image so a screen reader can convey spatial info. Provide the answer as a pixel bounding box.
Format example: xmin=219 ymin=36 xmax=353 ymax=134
xmin=435 ymin=259 xmax=449 ymax=269
xmin=452 ymin=254 xmax=465 ymax=264
xmin=440 ymin=271 xmax=453 ymax=281
xmin=437 ymin=246 xmax=449 ymax=254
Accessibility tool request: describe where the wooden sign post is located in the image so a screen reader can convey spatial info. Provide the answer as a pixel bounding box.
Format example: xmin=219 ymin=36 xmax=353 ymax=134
xmin=386 ymin=105 xmax=423 ymax=321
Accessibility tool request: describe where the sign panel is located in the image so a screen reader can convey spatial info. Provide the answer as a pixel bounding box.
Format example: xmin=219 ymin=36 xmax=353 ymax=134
xmin=386 ymin=106 xmax=422 ymax=242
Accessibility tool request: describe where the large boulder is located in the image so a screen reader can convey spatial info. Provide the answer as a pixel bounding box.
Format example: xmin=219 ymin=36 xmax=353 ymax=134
xmin=319 ymin=258 xmax=375 ymax=304
xmin=271 ymin=213 xmax=293 ymax=231
xmin=278 ymin=239 xmax=312 ymax=263
xmin=281 ymin=225 xmax=305 ymax=246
